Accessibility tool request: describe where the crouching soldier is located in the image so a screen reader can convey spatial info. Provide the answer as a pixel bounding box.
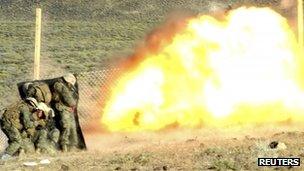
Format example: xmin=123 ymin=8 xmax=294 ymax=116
xmin=0 ymin=98 xmax=37 ymax=156
xmin=52 ymin=73 xmax=79 ymax=152
xmin=31 ymin=102 xmax=60 ymax=154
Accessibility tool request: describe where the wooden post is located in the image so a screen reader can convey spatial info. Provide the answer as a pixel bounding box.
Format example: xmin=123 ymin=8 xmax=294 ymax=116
xmin=34 ymin=8 xmax=42 ymax=80
xmin=298 ymin=0 xmax=303 ymax=50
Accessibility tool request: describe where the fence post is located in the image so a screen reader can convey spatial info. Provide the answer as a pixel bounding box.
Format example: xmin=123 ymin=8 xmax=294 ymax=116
xmin=34 ymin=8 xmax=42 ymax=80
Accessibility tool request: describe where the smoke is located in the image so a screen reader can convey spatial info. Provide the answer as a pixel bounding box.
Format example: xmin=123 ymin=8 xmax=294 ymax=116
xmin=119 ymin=13 xmax=193 ymax=70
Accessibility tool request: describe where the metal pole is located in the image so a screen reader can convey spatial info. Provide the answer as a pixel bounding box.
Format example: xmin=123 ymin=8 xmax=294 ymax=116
xmin=34 ymin=8 xmax=41 ymax=80
xmin=298 ymin=0 xmax=303 ymax=50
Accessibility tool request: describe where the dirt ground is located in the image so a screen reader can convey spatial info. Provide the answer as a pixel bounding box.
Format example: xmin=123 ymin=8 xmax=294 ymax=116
xmin=1 ymin=124 xmax=304 ymax=171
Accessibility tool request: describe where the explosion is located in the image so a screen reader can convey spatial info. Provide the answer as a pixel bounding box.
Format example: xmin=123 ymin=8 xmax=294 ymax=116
xmin=101 ymin=7 xmax=304 ymax=132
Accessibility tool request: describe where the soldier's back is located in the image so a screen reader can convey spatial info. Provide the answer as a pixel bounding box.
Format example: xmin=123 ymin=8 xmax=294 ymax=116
xmin=53 ymin=80 xmax=76 ymax=107
xmin=27 ymin=82 xmax=52 ymax=104
xmin=1 ymin=100 xmax=26 ymax=131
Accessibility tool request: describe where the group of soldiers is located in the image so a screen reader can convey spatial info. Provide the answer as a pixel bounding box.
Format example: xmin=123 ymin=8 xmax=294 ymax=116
xmin=0 ymin=73 xmax=80 ymax=156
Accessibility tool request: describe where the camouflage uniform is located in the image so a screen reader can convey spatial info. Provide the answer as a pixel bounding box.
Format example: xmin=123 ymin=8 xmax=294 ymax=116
xmin=0 ymin=100 xmax=36 ymax=155
xmin=19 ymin=89 xmax=59 ymax=154
xmin=31 ymin=109 xmax=60 ymax=154
xmin=23 ymin=82 xmax=52 ymax=104
xmin=53 ymin=76 xmax=78 ymax=151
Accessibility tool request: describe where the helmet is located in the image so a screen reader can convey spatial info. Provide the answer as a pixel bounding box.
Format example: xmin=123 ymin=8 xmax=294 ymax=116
xmin=22 ymin=82 xmax=33 ymax=93
xmin=63 ymin=73 xmax=76 ymax=86
xmin=26 ymin=97 xmax=38 ymax=107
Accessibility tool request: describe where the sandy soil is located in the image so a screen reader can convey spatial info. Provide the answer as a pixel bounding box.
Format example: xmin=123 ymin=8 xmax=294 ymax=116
xmin=1 ymin=125 xmax=304 ymax=171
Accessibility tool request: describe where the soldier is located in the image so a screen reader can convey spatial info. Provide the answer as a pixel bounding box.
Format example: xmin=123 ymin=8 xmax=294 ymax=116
xmin=21 ymin=98 xmax=38 ymax=140
xmin=23 ymin=82 xmax=52 ymax=105
xmin=53 ymin=73 xmax=79 ymax=152
xmin=0 ymin=98 xmax=37 ymax=156
xmin=31 ymin=102 xmax=60 ymax=154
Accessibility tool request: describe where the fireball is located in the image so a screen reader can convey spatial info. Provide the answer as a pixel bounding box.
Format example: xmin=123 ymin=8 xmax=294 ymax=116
xmin=102 ymin=7 xmax=304 ymax=132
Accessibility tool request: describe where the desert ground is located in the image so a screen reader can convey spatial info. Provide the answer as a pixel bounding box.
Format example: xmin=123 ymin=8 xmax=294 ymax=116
xmin=0 ymin=0 xmax=302 ymax=170
xmin=1 ymin=125 xmax=304 ymax=170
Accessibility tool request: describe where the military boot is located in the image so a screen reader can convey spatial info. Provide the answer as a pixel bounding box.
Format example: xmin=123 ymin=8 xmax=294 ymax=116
xmin=62 ymin=145 xmax=68 ymax=152
xmin=36 ymin=148 xmax=41 ymax=154
xmin=19 ymin=149 xmax=25 ymax=157
xmin=70 ymin=145 xmax=79 ymax=152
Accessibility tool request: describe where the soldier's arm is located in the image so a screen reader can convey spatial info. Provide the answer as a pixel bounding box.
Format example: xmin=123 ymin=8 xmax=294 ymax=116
xmin=56 ymin=82 xmax=76 ymax=107
xmin=19 ymin=104 xmax=34 ymax=129
xmin=26 ymin=86 xmax=36 ymax=98
xmin=62 ymin=85 xmax=76 ymax=107
xmin=53 ymin=82 xmax=63 ymax=93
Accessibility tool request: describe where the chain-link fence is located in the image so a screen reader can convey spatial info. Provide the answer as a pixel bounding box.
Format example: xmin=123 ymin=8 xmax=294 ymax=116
xmin=77 ymin=68 xmax=122 ymax=133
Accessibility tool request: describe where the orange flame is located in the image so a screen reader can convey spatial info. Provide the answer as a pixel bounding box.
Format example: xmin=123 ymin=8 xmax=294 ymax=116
xmin=102 ymin=7 xmax=304 ymax=132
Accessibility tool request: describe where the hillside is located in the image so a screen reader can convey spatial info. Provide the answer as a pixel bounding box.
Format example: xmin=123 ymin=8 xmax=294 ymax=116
xmin=0 ymin=0 xmax=289 ymax=108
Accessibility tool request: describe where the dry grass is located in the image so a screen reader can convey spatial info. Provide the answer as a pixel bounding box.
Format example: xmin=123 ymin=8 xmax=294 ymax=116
xmin=1 ymin=126 xmax=304 ymax=170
